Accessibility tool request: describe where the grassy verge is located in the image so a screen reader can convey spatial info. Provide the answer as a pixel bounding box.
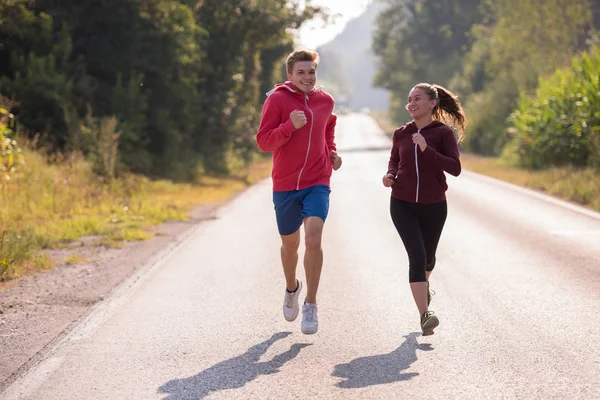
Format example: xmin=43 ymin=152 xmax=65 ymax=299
xmin=0 ymin=149 xmax=271 ymax=281
xmin=369 ymin=112 xmax=600 ymax=213
xmin=461 ymin=153 xmax=600 ymax=212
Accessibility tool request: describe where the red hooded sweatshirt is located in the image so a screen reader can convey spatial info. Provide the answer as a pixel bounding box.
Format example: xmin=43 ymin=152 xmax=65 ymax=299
xmin=256 ymin=81 xmax=337 ymax=191
xmin=387 ymin=121 xmax=461 ymax=203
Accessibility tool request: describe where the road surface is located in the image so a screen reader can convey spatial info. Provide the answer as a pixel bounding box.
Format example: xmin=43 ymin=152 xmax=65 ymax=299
xmin=2 ymin=113 xmax=600 ymax=399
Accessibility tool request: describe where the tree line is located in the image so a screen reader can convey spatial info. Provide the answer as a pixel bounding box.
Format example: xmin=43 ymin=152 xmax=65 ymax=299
xmin=373 ymin=0 xmax=600 ymax=169
xmin=0 ymin=0 xmax=323 ymax=180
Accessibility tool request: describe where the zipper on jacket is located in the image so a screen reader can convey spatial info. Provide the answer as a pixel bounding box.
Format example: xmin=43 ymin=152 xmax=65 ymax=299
xmin=296 ymin=94 xmax=314 ymax=190
xmin=414 ymin=129 xmax=420 ymax=202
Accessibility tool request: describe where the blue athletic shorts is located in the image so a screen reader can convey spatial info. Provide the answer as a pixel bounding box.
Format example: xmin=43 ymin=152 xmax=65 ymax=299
xmin=272 ymin=185 xmax=331 ymax=236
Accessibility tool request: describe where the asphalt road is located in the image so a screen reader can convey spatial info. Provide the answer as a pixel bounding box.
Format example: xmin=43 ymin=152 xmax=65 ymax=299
xmin=2 ymin=113 xmax=600 ymax=399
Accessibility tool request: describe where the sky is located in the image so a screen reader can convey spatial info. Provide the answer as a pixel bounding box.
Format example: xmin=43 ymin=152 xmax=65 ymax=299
xmin=296 ymin=0 xmax=373 ymax=49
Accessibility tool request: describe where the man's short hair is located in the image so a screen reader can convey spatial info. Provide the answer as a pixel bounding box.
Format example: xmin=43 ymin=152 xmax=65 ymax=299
xmin=286 ymin=50 xmax=319 ymax=75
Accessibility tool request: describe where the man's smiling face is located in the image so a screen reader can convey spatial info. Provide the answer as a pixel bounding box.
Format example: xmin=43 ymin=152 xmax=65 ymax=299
xmin=288 ymin=61 xmax=317 ymax=94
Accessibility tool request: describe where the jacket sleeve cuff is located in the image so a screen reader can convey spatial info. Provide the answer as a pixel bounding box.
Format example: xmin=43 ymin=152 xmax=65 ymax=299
xmin=282 ymin=119 xmax=296 ymax=135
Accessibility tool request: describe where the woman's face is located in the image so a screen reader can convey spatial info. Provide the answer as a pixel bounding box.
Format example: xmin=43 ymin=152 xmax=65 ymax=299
xmin=406 ymin=88 xmax=436 ymax=119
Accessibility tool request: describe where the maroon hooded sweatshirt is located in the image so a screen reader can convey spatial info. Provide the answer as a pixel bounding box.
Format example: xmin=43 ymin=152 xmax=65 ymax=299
xmin=387 ymin=121 xmax=461 ymax=203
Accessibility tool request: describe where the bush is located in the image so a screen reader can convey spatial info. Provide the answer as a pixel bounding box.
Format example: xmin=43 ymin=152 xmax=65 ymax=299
xmin=506 ymin=46 xmax=600 ymax=169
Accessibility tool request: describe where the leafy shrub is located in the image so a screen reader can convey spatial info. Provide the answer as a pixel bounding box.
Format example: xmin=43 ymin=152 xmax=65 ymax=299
xmin=506 ymin=47 xmax=600 ymax=169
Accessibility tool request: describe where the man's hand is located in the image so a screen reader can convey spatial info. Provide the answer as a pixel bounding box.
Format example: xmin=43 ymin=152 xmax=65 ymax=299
xmin=290 ymin=110 xmax=307 ymax=129
xmin=330 ymin=150 xmax=342 ymax=171
xmin=382 ymin=173 xmax=395 ymax=187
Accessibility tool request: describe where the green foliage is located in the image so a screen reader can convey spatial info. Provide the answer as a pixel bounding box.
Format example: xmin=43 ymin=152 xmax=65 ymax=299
xmin=460 ymin=0 xmax=591 ymax=154
xmin=2 ymin=23 xmax=93 ymax=149
xmin=505 ymin=46 xmax=600 ymax=169
xmin=373 ymin=0 xmax=483 ymax=123
xmin=0 ymin=107 xmax=25 ymax=180
xmin=0 ymin=1 xmax=54 ymax=77
xmin=373 ymin=0 xmax=596 ymax=161
xmin=0 ymin=0 xmax=322 ymax=180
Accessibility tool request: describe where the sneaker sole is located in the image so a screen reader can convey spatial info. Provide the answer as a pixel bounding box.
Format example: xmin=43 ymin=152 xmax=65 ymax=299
xmin=284 ymin=310 xmax=299 ymax=322
xmin=422 ymin=315 xmax=439 ymax=336
xmin=301 ymin=326 xmax=318 ymax=335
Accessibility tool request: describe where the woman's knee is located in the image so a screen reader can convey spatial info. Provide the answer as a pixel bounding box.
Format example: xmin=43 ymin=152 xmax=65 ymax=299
xmin=425 ymin=257 xmax=436 ymax=272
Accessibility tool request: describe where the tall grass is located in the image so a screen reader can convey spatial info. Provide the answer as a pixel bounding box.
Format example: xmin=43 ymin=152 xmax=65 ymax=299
xmin=0 ymin=148 xmax=271 ymax=281
xmin=461 ymin=154 xmax=600 ymax=211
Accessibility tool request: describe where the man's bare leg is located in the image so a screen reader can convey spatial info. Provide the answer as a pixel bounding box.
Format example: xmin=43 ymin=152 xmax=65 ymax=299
xmin=281 ymin=230 xmax=301 ymax=291
xmin=303 ymin=216 xmax=325 ymax=304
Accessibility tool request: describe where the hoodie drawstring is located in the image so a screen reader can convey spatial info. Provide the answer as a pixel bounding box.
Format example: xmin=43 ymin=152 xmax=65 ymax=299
xmin=296 ymin=94 xmax=315 ymax=190
xmin=414 ymin=129 xmax=420 ymax=203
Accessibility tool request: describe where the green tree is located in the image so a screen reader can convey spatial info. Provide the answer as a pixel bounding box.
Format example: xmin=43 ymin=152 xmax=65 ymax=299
xmin=191 ymin=0 xmax=321 ymax=173
xmin=2 ymin=24 xmax=93 ymax=150
xmin=459 ymin=0 xmax=591 ymax=154
xmin=0 ymin=0 xmax=324 ymax=180
xmin=505 ymin=46 xmax=600 ymax=169
xmin=373 ymin=0 xmax=483 ymax=122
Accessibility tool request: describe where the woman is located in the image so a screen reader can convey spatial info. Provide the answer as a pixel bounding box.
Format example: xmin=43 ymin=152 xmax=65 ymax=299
xmin=382 ymin=83 xmax=466 ymax=336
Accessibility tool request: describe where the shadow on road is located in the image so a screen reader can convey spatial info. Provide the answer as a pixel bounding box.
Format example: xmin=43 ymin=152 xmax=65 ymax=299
xmin=332 ymin=332 xmax=433 ymax=388
xmin=158 ymin=331 xmax=310 ymax=399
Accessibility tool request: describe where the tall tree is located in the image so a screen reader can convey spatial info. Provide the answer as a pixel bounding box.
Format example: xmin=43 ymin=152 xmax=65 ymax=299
xmin=373 ymin=0 xmax=483 ymax=122
xmin=0 ymin=0 xmax=324 ymax=179
xmin=459 ymin=0 xmax=592 ymax=154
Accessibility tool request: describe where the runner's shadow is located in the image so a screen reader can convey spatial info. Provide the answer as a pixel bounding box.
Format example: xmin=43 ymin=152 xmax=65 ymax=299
xmin=158 ymin=332 xmax=310 ymax=399
xmin=332 ymin=332 xmax=432 ymax=388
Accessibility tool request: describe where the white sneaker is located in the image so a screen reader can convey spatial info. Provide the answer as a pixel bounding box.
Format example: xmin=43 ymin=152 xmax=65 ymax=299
xmin=283 ymin=280 xmax=302 ymax=321
xmin=301 ymin=302 xmax=318 ymax=334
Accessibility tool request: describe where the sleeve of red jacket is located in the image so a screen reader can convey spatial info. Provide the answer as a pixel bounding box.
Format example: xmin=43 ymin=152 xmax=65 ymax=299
xmin=387 ymin=129 xmax=400 ymax=176
xmin=421 ymin=127 xmax=462 ymax=176
xmin=256 ymin=94 xmax=297 ymax=152
xmin=326 ymin=113 xmax=337 ymax=153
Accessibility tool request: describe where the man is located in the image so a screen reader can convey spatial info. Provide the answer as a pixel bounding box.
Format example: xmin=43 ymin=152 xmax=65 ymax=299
xmin=256 ymin=49 xmax=342 ymax=334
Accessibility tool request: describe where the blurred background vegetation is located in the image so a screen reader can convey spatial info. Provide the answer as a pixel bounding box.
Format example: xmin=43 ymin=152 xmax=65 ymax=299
xmin=367 ymin=0 xmax=599 ymax=169
xmin=0 ymin=0 xmax=326 ymax=180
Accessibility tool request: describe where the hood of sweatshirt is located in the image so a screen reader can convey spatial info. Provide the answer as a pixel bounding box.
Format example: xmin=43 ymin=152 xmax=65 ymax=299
xmin=406 ymin=120 xmax=447 ymax=132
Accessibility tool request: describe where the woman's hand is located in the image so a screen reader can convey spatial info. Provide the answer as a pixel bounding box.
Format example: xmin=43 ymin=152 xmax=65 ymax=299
xmin=412 ymin=133 xmax=428 ymax=152
xmin=382 ymin=173 xmax=395 ymax=187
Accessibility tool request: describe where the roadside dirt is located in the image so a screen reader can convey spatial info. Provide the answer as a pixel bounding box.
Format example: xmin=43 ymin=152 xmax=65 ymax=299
xmin=0 ymin=204 xmax=220 ymax=392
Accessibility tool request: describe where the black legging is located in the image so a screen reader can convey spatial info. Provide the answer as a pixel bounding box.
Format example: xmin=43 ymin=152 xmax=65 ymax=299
xmin=390 ymin=197 xmax=448 ymax=283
